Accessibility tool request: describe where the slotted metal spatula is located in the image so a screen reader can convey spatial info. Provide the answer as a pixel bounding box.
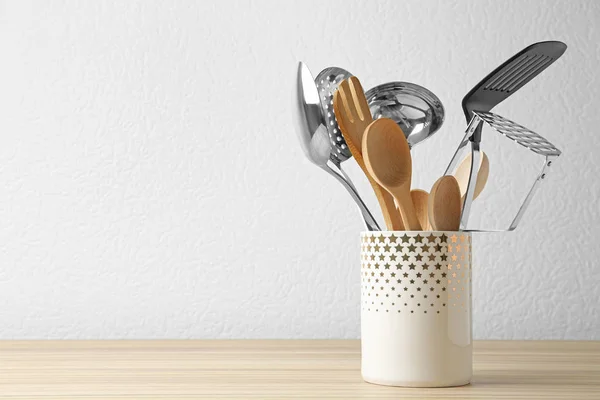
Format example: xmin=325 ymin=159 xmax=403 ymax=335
xmin=462 ymin=41 xmax=567 ymax=125
xmin=446 ymin=41 xmax=567 ymax=230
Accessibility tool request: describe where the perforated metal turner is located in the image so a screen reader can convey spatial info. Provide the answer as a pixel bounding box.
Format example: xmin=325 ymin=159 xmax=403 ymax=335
xmin=446 ymin=41 xmax=567 ymax=231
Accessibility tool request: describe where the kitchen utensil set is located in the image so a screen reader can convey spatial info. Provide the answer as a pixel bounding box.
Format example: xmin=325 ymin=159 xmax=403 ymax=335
xmin=294 ymin=41 xmax=566 ymax=232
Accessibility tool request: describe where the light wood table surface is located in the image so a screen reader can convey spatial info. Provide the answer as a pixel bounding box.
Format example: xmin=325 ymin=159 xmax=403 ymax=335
xmin=0 ymin=340 xmax=598 ymax=399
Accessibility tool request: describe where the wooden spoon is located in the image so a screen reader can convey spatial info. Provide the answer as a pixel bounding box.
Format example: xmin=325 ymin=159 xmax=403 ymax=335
xmin=428 ymin=175 xmax=461 ymax=231
xmin=411 ymin=189 xmax=430 ymax=231
xmin=455 ymin=151 xmax=490 ymax=204
xmin=362 ymin=118 xmax=422 ymax=231
xmin=333 ymin=77 xmax=404 ymax=231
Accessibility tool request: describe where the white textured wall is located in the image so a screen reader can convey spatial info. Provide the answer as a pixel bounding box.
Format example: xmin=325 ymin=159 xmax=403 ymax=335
xmin=0 ymin=0 xmax=598 ymax=339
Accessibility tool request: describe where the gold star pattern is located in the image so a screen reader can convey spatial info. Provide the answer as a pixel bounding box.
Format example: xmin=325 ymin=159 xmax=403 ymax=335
xmin=360 ymin=232 xmax=471 ymax=313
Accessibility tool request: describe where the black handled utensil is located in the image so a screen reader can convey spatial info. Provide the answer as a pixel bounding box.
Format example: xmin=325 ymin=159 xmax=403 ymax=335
xmin=462 ymin=41 xmax=567 ymax=126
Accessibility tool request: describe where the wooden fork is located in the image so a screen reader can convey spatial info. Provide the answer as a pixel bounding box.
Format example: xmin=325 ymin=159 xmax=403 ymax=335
xmin=333 ymin=77 xmax=405 ymax=230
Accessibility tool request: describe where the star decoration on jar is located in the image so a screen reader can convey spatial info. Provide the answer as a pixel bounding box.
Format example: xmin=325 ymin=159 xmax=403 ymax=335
xmin=360 ymin=232 xmax=471 ymax=314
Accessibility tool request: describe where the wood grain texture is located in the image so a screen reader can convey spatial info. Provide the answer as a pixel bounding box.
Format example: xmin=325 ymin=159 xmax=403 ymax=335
xmin=0 ymin=340 xmax=598 ymax=399
xmin=410 ymin=189 xmax=430 ymax=230
xmin=455 ymin=151 xmax=490 ymax=204
xmin=429 ymin=175 xmax=462 ymax=231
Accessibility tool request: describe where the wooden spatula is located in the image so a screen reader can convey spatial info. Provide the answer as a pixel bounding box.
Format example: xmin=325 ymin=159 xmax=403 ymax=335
xmin=362 ymin=118 xmax=422 ymax=231
xmin=333 ymin=77 xmax=404 ymax=230
xmin=428 ymin=175 xmax=461 ymax=231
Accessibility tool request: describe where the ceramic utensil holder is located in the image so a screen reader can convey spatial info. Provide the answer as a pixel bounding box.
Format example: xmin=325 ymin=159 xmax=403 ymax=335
xmin=361 ymin=231 xmax=472 ymax=387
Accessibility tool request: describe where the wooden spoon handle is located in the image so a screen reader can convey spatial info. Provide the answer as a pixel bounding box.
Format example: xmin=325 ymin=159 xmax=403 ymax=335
xmin=393 ymin=189 xmax=422 ymax=231
xmin=344 ymin=137 xmax=404 ymax=230
xmin=411 ymin=189 xmax=430 ymax=231
xmin=377 ymin=185 xmax=405 ymax=231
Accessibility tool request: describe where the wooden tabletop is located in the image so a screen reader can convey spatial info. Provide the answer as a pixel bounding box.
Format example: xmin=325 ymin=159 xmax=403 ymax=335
xmin=0 ymin=340 xmax=598 ymax=399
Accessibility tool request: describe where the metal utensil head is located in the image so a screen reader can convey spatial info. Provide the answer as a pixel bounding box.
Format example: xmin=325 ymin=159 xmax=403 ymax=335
xmin=315 ymin=67 xmax=353 ymax=162
xmin=474 ymin=111 xmax=561 ymax=158
xmin=294 ymin=62 xmax=333 ymax=167
xmin=462 ymin=41 xmax=567 ymax=123
xmin=453 ymin=111 xmax=562 ymax=232
xmin=365 ymin=82 xmax=445 ymax=148
xmin=293 ymin=62 xmax=382 ymax=231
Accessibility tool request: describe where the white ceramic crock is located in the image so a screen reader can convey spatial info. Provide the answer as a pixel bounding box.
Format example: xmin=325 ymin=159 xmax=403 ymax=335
xmin=360 ymin=231 xmax=472 ymax=387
